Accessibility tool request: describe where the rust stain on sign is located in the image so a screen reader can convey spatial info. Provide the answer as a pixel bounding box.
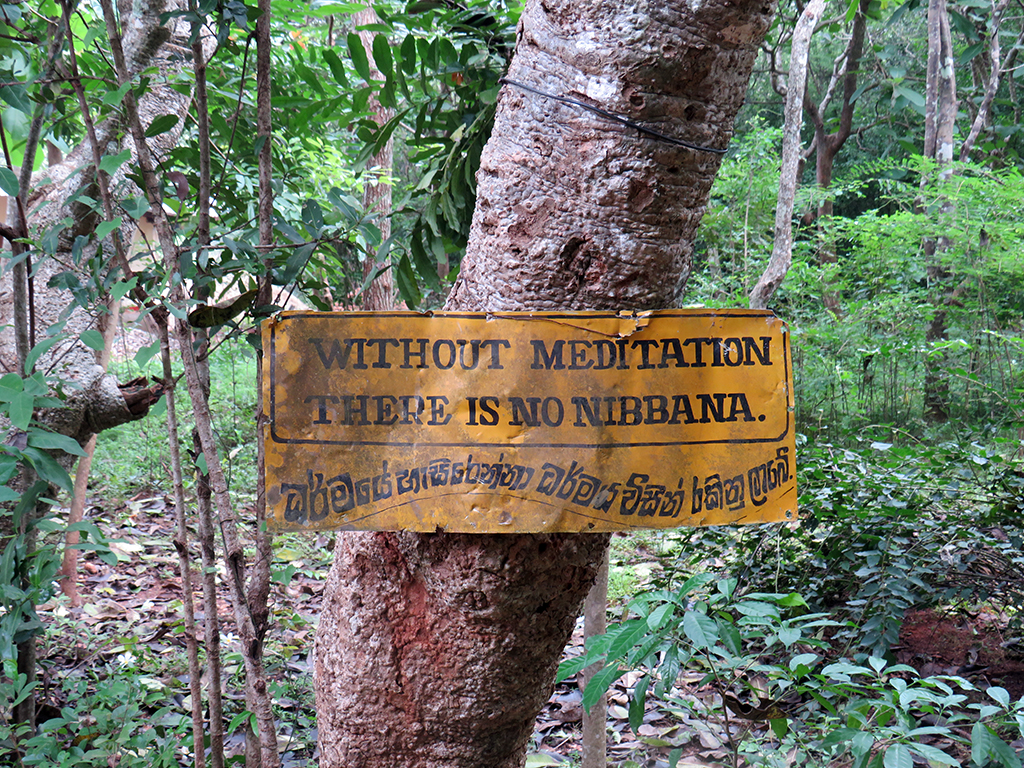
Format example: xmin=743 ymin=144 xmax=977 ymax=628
xmin=262 ymin=310 xmax=796 ymax=533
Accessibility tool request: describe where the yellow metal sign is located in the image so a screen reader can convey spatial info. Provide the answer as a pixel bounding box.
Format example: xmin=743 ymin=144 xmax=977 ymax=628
xmin=262 ymin=310 xmax=796 ymax=533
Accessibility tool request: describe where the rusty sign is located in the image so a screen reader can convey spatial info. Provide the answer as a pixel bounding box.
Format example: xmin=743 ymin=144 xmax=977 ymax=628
xmin=262 ymin=310 xmax=796 ymax=533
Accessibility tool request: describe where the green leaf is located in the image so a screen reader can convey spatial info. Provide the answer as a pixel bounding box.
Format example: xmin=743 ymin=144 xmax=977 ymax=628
xmin=0 ymin=455 xmax=18 ymax=485
xmin=400 ymin=33 xmax=417 ymax=75
xmin=555 ymin=654 xmax=589 ymax=684
xmin=23 ymin=447 xmax=73 ymax=493
xmin=778 ymin=626 xmax=802 ymax=646
xmin=790 ymin=652 xmax=819 ymax=671
xmin=986 ymin=686 xmax=1010 ymax=706
xmin=372 ymin=33 xmax=394 ymax=78
xmin=409 ymin=232 xmax=442 ymax=291
xmin=629 ymin=676 xmax=649 ymax=732
xmin=94 ymin=217 xmax=122 ymax=241
xmin=134 ymin=340 xmax=162 ymax=367
xmin=971 ymin=721 xmax=1021 ymax=768
xmin=227 ymin=709 xmax=257 ymax=735
xmin=683 ymin=610 xmax=718 ymax=650
xmin=348 ymin=32 xmax=371 ymax=81
xmin=777 ymin=592 xmax=807 ymax=607
xmin=524 ymin=755 xmax=562 ymax=767
xmin=907 ymin=743 xmax=957 ymax=766
xmin=647 ymin=602 xmax=675 ymax=631
xmin=295 ymin=60 xmax=326 ymax=97
xmin=323 ymin=49 xmax=349 ymax=86
xmin=11 ymin=481 xmax=49 ymax=530
xmin=882 ymin=744 xmax=911 ymax=768
xmin=653 ymin=645 xmax=680 ymax=697
xmin=8 ymin=392 xmax=34 ymax=430
xmin=851 ymin=731 xmax=875 ymax=762
xmin=302 ymin=199 xmax=325 ymax=233
xmin=145 ymin=114 xmax=179 ymax=137
xmin=607 ymin=619 xmax=648 ymax=661
xmin=770 ymin=717 xmax=788 ymax=739
xmin=102 ymin=81 xmax=132 ymax=107
xmin=0 ymin=166 xmax=19 ymax=197
xmin=25 ymin=335 xmax=63 ymax=374
xmin=110 ymin=278 xmax=138 ymax=301
xmin=676 ymin=573 xmax=716 ymax=600
xmin=0 ymin=373 xmax=23 ymax=402
xmin=26 ymin=430 xmax=86 ymax=457
xmin=280 ymin=242 xmax=317 ymax=285
xmin=394 ymin=253 xmax=421 ymax=309
xmin=719 ymin=621 xmax=742 ymax=655
xmin=893 ymin=85 xmax=925 ymax=108
xmin=581 ymin=663 xmax=625 ymax=712
xmin=0 ymin=83 xmax=31 ymax=113
xmin=79 ymin=329 xmax=105 ymax=351
xmin=99 ymin=149 xmax=133 ymax=176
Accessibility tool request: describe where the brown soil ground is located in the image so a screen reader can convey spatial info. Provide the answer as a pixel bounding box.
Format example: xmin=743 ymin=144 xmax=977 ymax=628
xmin=899 ymin=607 xmax=1024 ymax=699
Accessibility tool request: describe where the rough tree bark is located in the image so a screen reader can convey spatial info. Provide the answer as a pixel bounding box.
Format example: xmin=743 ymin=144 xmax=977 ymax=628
xmin=313 ymin=0 xmax=775 ymax=766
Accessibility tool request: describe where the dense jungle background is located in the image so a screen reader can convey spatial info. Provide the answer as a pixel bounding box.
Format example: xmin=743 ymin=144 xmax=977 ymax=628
xmin=2 ymin=0 xmax=1024 ymax=766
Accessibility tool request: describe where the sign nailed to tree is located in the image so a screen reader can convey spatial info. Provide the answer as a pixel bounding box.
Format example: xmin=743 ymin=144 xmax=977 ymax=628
xmin=262 ymin=310 xmax=796 ymax=533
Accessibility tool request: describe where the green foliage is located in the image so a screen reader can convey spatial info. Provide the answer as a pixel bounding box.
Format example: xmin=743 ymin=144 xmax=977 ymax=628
xmin=15 ymin=669 xmax=187 ymax=767
xmin=663 ymin=436 xmax=1024 ymax=657
xmin=93 ymin=336 xmax=259 ymax=501
xmin=569 ymin=579 xmax=1024 ymax=768
xmin=696 ymin=147 xmax=1024 ymax=435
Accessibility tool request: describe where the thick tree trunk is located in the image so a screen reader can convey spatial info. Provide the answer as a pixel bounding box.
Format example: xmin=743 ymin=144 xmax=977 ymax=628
xmin=313 ymin=0 xmax=774 ymax=766
xmin=316 ymin=532 xmax=610 ymax=767
xmin=448 ymin=0 xmax=771 ymax=312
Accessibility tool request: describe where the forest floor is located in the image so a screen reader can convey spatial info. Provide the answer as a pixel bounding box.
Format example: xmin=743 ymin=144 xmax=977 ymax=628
xmin=35 ymin=490 xmax=1024 ymax=767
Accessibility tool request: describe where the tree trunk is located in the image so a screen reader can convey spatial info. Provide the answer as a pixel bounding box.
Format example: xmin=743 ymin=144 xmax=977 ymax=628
xmin=580 ymin=548 xmax=610 ymax=768
xmin=800 ymin=0 xmax=869 ymax=319
xmin=313 ymin=0 xmax=774 ymax=766
xmin=750 ymin=0 xmax=825 ymax=309
xmin=921 ymin=0 xmax=957 ymax=424
xmin=356 ymin=5 xmax=396 ymax=311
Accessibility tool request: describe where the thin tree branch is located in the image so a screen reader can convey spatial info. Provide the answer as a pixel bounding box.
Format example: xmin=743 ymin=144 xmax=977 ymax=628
xmin=960 ymin=0 xmax=1017 ymax=160
xmin=751 ymin=0 xmax=825 ymax=309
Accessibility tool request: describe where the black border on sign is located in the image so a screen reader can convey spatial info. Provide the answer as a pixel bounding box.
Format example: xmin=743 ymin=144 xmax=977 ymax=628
xmin=266 ymin=311 xmax=793 ymax=449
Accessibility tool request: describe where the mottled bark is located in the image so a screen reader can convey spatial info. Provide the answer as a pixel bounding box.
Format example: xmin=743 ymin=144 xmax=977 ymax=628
xmin=447 ymin=0 xmax=772 ymax=312
xmin=314 ymin=0 xmax=773 ymax=766
xmin=245 ymin=0 xmax=279 ymax=762
xmin=316 ymin=532 xmax=610 ymax=768
xmin=580 ymin=549 xmax=610 ymax=768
